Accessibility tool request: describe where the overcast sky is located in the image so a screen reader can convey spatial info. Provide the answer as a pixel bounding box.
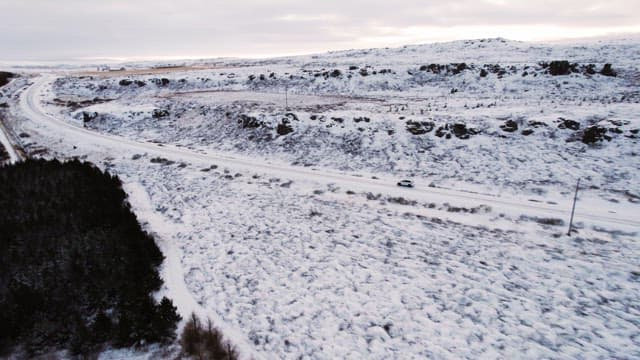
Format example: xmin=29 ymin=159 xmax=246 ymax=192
xmin=1 ymin=0 xmax=639 ymax=61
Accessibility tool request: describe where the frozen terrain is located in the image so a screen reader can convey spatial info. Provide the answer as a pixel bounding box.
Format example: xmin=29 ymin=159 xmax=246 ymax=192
xmin=2 ymin=37 xmax=639 ymax=359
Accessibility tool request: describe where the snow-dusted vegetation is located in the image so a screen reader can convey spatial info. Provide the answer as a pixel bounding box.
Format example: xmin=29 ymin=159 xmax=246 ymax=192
xmin=4 ymin=37 xmax=639 ymax=359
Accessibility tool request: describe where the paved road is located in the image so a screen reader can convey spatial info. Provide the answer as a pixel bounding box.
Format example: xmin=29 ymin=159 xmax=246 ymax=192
xmin=0 ymin=79 xmax=22 ymax=163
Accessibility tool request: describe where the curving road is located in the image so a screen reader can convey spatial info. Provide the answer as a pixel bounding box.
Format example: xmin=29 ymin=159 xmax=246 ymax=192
xmin=0 ymin=80 xmax=22 ymax=163
xmin=0 ymin=120 xmax=20 ymax=163
xmin=20 ymin=75 xmax=640 ymax=230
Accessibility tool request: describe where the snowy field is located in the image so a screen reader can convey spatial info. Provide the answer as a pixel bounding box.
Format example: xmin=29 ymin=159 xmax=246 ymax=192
xmin=2 ymin=37 xmax=639 ymax=359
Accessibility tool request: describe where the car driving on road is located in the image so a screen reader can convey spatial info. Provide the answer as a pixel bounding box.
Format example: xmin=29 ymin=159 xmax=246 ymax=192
xmin=397 ymin=179 xmax=414 ymax=188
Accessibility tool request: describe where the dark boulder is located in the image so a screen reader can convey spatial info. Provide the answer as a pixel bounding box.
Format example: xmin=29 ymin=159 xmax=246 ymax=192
xmin=152 ymin=109 xmax=170 ymax=119
xmin=82 ymin=111 xmax=98 ymax=123
xmin=548 ymin=61 xmax=576 ymax=75
xmin=451 ymin=63 xmax=468 ymax=75
xmin=500 ymin=120 xmax=519 ymax=132
xmin=521 ymin=129 xmax=534 ymax=136
xmin=582 ymin=126 xmax=611 ymax=144
xmin=451 ymin=123 xmax=477 ymax=139
xmin=119 ymin=79 xmax=132 ymax=86
xmin=277 ymin=121 xmax=294 ymax=136
xmin=600 ymin=63 xmax=617 ymax=77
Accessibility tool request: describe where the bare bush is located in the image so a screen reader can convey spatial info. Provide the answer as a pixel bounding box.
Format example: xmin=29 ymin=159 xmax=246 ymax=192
xmin=181 ymin=313 xmax=238 ymax=360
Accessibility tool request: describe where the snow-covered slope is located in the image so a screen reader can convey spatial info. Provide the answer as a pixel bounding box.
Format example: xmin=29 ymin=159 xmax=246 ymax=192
xmin=47 ymin=38 xmax=639 ymax=200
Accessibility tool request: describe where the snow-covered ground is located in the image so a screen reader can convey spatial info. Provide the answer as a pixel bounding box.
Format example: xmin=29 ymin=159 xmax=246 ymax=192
xmin=43 ymin=37 xmax=640 ymax=201
xmin=3 ymin=37 xmax=640 ymax=359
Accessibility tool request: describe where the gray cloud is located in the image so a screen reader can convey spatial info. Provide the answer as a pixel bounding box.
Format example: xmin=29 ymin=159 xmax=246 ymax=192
xmin=1 ymin=0 xmax=638 ymax=60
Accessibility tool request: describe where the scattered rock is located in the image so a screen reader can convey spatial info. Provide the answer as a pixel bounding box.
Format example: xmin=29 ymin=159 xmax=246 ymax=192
xmin=500 ymin=120 xmax=519 ymax=132
xmin=238 ymin=114 xmax=263 ymax=129
xmin=151 ymin=78 xmax=171 ymax=86
xmin=558 ymin=118 xmax=580 ymax=130
xmin=521 ymin=129 xmax=534 ymax=136
xmin=284 ymin=113 xmax=299 ymax=122
xmin=528 ymin=121 xmax=548 ymax=128
xmin=406 ymin=120 xmax=434 ymax=135
xmin=82 ymin=111 xmax=98 ymax=123
xmin=609 ymin=120 xmax=629 ymax=126
xmin=150 ymin=157 xmax=175 ymax=165
xmin=548 ymin=61 xmax=576 ymax=76
xmin=583 ymin=64 xmax=597 ymax=75
xmin=451 ymin=63 xmax=468 ymax=75
xmin=451 ymin=123 xmax=477 ymax=139
xmin=582 ymin=126 xmax=612 ymax=144
xmin=277 ymin=119 xmax=294 ymax=136
xmin=152 ymin=109 xmax=170 ymax=119
xmin=118 ymin=79 xmax=132 ymax=86
xmin=600 ymin=63 xmax=616 ymax=77
xmin=435 ymin=123 xmax=478 ymax=140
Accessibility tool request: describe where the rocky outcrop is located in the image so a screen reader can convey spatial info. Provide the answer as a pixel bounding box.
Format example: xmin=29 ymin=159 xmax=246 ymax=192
xmin=406 ymin=120 xmax=434 ymax=135
xmin=435 ymin=123 xmax=479 ymax=139
xmin=238 ymin=114 xmax=263 ymax=129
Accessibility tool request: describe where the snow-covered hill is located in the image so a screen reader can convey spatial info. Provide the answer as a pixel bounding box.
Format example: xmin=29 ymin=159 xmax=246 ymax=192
xmin=5 ymin=37 xmax=640 ymax=359
xmin=47 ymin=38 xmax=639 ymax=199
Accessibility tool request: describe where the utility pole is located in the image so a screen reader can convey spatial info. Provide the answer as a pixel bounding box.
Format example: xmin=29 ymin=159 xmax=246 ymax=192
xmin=567 ymin=178 xmax=580 ymax=236
xmin=285 ymin=84 xmax=289 ymax=111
